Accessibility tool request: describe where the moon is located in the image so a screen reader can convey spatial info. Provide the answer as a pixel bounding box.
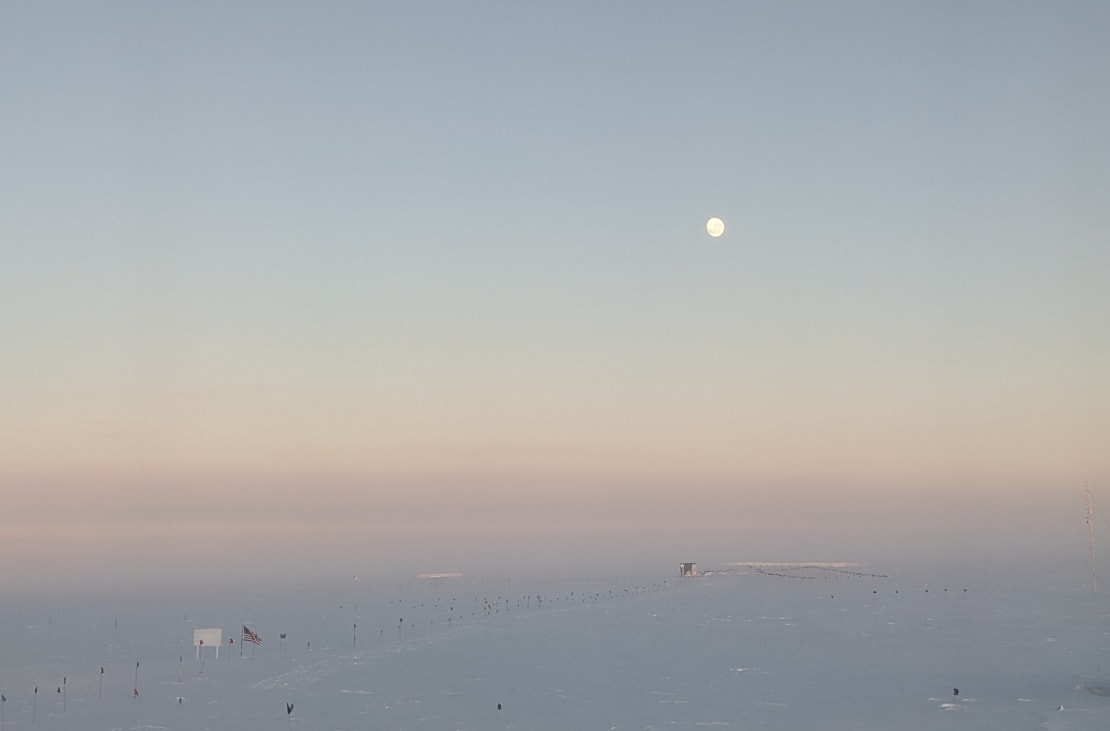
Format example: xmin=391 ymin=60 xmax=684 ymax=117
xmin=706 ymin=217 xmax=725 ymax=238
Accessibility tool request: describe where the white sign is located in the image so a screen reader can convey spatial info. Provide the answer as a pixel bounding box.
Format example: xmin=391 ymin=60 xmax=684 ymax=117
xmin=193 ymin=628 xmax=223 ymax=658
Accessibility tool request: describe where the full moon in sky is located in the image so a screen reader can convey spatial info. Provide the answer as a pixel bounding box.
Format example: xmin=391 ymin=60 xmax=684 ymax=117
xmin=706 ymin=217 xmax=725 ymax=237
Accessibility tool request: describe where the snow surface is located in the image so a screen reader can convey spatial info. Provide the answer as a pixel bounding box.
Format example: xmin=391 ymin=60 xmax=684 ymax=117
xmin=2 ymin=561 xmax=1109 ymax=730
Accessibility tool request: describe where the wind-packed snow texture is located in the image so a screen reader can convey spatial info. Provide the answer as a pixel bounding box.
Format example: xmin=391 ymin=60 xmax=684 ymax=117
xmin=2 ymin=561 xmax=1108 ymax=730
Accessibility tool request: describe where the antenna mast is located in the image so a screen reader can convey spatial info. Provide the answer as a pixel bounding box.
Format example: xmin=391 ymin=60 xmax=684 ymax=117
xmin=1086 ymin=481 xmax=1097 ymax=592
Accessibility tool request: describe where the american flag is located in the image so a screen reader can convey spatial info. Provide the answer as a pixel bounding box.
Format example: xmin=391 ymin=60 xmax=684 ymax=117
xmin=242 ymin=625 xmax=262 ymax=645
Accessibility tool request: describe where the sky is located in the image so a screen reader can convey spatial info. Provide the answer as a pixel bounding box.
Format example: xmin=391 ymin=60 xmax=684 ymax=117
xmin=1 ymin=2 xmax=1108 ymax=590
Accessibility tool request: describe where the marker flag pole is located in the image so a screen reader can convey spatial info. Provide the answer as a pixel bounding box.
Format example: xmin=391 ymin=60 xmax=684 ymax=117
xmin=134 ymin=661 xmax=140 ymax=699
xmin=32 ymin=686 xmax=37 ymax=724
xmin=98 ymin=667 xmax=104 ymax=702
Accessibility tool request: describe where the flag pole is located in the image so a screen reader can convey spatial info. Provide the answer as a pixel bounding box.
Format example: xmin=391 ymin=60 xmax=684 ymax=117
xmin=241 ymin=625 xmax=261 ymax=658
xmin=98 ymin=667 xmax=103 ymax=702
xmin=32 ymin=686 xmax=37 ymax=723
xmin=62 ymin=677 xmax=66 ymax=713
xmin=134 ymin=661 xmax=140 ymax=699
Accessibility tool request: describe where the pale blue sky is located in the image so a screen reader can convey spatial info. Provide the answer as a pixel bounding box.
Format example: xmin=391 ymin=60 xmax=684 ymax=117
xmin=1 ymin=2 xmax=1108 ymax=587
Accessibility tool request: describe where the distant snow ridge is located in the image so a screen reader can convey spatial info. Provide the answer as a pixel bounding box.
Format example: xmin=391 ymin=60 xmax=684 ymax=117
xmin=720 ymin=563 xmax=889 ymax=580
xmin=754 ymin=565 xmax=890 ymax=580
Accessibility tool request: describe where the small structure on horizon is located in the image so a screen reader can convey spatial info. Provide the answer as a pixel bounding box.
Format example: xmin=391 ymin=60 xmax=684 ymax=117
xmin=679 ymin=562 xmax=699 ymax=577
